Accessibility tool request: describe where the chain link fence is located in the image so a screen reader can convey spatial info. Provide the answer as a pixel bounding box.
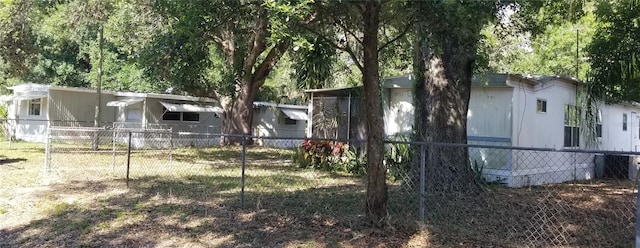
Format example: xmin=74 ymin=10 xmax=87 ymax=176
xmin=37 ymin=127 xmax=638 ymax=246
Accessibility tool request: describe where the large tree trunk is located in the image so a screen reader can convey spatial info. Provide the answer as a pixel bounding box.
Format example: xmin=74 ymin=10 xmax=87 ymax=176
xmin=222 ymin=80 xmax=258 ymax=145
xmin=413 ymin=23 xmax=481 ymax=193
xmin=362 ymin=1 xmax=387 ymax=225
xmin=216 ymin=1 xmax=290 ymax=145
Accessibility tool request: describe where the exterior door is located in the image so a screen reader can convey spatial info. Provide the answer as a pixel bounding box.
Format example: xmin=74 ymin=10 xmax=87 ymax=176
xmin=125 ymin=104 xmax=143 ymax=128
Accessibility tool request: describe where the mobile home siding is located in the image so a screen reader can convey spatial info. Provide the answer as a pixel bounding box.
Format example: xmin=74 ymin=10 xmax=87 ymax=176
xmin=385 ymin=88 xmax=414 ymax=136
xmin=48 ymin=90 xmax=116 ymax=126
xmin=143 ymin=97 xmax=221 ymax=133
xmin=599 ymin=104 xmax=640 ymax=151
xmin=468 ymin=87 xmax=513 ymax=141
xmin=253 ymin=107 xmax=306 ymax=148
xmin=508 ymin=81 xmax=596 ymax=187
xmin=13 ymin=97 xmax=48 ymax=142
xmin=510 ymin=81 xmax=577 ymax=149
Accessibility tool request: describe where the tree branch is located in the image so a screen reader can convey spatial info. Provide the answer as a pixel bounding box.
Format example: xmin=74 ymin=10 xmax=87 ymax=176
xmin=341 ymin=43 xmax=364 ymax=73
xmin=332 ymin=15 xmax=363 ymax=44
xmin=378 ymin=20 xmax=413 ymax=53
xmin=216 ymin=27 xmax=236 ymax=69
xmin=295 ymin=20 xmax=363 ymax=72
xmin=251 ymin=39 xmax=291 ymax=91
xmin=242 ymin=3 xmax=268 ymax=82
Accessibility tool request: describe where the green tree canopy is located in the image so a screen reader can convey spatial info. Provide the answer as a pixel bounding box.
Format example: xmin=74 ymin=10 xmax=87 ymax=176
xmin=476 ymin=1 xmax=597 ymax=80
xmin=588 ymin=0 xmax=640 ymax=102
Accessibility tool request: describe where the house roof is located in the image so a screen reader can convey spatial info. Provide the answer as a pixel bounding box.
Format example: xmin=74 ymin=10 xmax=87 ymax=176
xmin=525 ymin=74 xmax=581 ymax=86
xmin=114 ymin=91 xmax=217 ymax=103
xmin=6 ymin=83 xmax=218 ymax=103
xmin=8 ymin=83 xmax=51 ymax=92
xmin=254 ymin=101 xmax=308 ymax=120
xmin=383 ymin=74 xmax=413 ymax=88
xmin=381 ymin=73 xmax=524 ymax=88
xmin=380 ymin=73 xmax=581 ymax=89
xmin=253 ymin=101 xmax=308 ymax=110
xmin=304 ymin=86 xmax=362 ymax=97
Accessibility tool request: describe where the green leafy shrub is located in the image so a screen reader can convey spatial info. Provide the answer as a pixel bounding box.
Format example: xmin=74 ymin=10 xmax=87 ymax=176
xmin=384 ymin=135 xmax=414 ymax=181
xmin=292 ymin=136 xmax=415 ymax=179
xmin=292 ymin=139 xmax=366 ymax=175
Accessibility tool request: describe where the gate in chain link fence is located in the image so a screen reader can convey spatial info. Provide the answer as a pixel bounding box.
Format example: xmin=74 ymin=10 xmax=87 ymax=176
xmin=41 ymin=127 xmax=639 ymax=246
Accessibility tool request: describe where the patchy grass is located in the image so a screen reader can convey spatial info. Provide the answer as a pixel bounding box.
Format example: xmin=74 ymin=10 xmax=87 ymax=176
xmin=0 ymin=139 xmax=637 ymax=247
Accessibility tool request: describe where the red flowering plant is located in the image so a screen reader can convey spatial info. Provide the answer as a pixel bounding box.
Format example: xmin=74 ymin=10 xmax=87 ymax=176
xmin=293 ymin=138 xmax=351 ymax=171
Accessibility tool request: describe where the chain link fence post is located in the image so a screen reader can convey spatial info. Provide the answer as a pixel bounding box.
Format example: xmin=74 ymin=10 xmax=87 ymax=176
xmin=636 ymin=176 xmax=640 ymax=247
xmin=43 ymin=126 xmax=51 ymax=173
xmin=169 ymin=130 xmax=173 ymax=169
xmin=111 ymin=128 xmax=116 ymax=171
xmin=241 ymin=134 xmax=246 ymax=208
xmin=126 ymin=131 xmax=132 ymax=188
xmin=419 ymin=143 xmax=426 ymax=223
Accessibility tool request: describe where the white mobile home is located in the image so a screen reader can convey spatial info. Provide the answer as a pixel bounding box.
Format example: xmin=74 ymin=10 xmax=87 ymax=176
xmin=305 ymin=74 xmax=640 ymax=187
xmin=383 ymin=74 xmax=640 ymax=151
xmin=0 ymin=83 xmax=223 ymax=143
xmin=1 ymin=83 xmax=117 ymax=142
xmin=252 ymin=101 xmax=308 ymax=148
xmin=382 ymin=73 xmax=640 ymax=187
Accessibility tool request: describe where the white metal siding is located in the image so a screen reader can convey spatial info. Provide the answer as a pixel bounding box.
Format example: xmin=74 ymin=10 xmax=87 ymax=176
xmin=253 ymin=107 xmax=306 ymax=147
xmin=385 ymin=88 xmax=414 ymax=136
xmin=468 ymin=87 xmax=513 ymax=139
xmin=48 ymin=90 xmax=116 ymax=126
xmin=511 ymin=81 xmax=577 ymax=149
xmin=144 ymin=97 xmax=221 ymax=133
xmin=13 ymin=97 xmax=48 ymax=142
xmin=599 ymin=104 xmax=640 ymax=151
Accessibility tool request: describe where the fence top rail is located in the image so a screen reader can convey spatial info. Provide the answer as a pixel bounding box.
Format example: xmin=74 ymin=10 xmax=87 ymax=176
xmin=254 ymin=136 xmax=640 ymax=155
xmin=114 ymin=128 xmax=172 ymax=133
xmin=41 ymin=127 xmax=640 ymax=155
xmin=49 ymin=126 xmax=108 ymax=131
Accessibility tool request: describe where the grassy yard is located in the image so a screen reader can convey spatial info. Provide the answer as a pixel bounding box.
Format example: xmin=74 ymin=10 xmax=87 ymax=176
xmin=0 ymin=139 xmax=637 ymax=247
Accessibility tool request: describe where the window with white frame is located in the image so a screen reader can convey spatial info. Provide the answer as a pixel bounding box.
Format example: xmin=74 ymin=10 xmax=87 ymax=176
xmin=29 ymin=98 xmax=41 ymax=116
xmin=536 ymin=99 xmax=547 ymax=113
xmin=623 ymin=113 xmax=628 ymax=131
xmin=564 ymin=104 xmax=580 ymax=147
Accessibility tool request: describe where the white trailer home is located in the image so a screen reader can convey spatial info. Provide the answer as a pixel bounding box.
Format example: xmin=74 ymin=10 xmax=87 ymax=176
xmin=0 ymin=83 xmax=223 ymax=143
xmin=1 ymin=83 xmax=117 ymax=142
xmin=252 ymin=101 xmax=308 ymax=148
xmin=382 ymin=73 xmax=640 ymax=187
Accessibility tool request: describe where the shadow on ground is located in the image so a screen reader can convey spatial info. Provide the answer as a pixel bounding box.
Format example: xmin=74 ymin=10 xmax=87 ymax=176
xmin=0 ymin=158 xmax=27 ymax=166
xmin=0 ymin=174 xmax=422 ymax=247
xmin=1 ymin=142 xmax=635 ymax=247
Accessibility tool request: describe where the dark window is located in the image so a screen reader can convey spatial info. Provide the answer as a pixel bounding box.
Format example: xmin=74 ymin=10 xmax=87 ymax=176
xmin=623 ymin=114 xmax=628 ymax=131
xmin=284 ymin=117 xmax=297 ymax=125
xmin=29 ymin=98 xmax=41 ymax=116
xmin=596 ymin=110 xmax=602 ymax=138
xmin=536 ymin=99 xmax=547 ymax=113
xmin=564 ymin=104 xmax=580 ymax=147
xmin=162 ymin=107 xmax=181 ymax=121
xmin=182 ymin=112 xmax=200 ymax=122
xmin=564 ymin=126 xmax=580 ymax=148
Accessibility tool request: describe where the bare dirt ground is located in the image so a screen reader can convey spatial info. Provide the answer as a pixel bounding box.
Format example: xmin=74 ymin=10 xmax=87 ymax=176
xmin=0 ymin=142 xmax=636 ymax=247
